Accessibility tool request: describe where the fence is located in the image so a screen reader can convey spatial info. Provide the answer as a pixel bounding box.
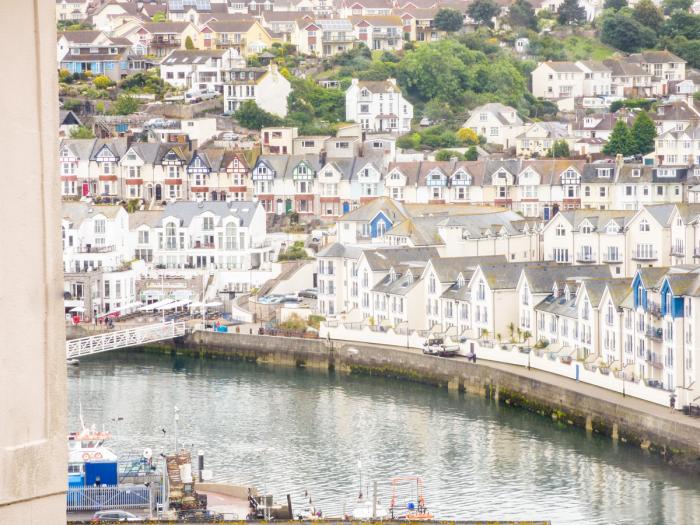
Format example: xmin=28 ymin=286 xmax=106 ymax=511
xmin=67 ymin=485 xmax=161 ymax=511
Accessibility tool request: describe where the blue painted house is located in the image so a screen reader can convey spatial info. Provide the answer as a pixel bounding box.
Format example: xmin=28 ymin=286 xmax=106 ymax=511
xmin=58 ymin=30 xmax=131 ymax=82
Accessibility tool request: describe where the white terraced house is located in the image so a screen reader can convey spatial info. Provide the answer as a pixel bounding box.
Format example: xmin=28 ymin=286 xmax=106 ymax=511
xmin=345 ymin=78 xmax=413 ymax=134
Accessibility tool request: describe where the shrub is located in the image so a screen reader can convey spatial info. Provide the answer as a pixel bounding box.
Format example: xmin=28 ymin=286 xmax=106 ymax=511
xmin=93 ymin=75 xmax=112 ymax=89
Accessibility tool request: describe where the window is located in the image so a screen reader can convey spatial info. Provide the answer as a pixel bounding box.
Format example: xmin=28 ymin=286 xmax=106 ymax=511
xmin=165 ymin=222 xmax=177 ymax=250
xmin=639 ymin=220 xmax=650 ymax=232
xmin=138 ymin=230 xmax=149 ymax=244
xmin=556 ymin=225 xmax=566 ymax=237
xmin=477 ymin=280 xmax=486 ymax=301
xmin=94 ymin=219 xmax=105 ymax=234
xmin=225 ymin=223 xmax=237 ymax=250
xmin=202 ymin=217 xmax=214 ymax=230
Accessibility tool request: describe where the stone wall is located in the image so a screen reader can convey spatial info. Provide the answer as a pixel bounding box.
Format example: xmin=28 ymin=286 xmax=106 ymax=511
xmin=145 ymin=331 xmax=700 ymax=472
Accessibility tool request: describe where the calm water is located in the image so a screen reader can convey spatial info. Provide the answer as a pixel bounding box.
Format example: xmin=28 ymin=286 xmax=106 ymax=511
xmin=68 ymin=352 xmax=700 ymax=524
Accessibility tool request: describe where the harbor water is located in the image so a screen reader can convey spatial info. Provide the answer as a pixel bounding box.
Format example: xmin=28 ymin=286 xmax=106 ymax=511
xmin=68 ymin=351 xmax=700 ymax=524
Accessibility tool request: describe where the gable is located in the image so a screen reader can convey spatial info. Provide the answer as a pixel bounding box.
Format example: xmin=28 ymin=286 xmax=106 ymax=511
xmin=95 ymin=144 xmax=118 ymax=162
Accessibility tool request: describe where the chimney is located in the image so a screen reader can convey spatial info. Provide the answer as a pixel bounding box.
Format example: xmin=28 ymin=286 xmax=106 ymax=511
xmin=319 ymin=149 xmax=327 ymax=167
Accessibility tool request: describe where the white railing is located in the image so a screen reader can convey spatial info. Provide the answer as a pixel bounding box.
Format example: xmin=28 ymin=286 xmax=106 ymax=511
xmin=67 ymin=485 xmax=160 ymax=511
xmin=66 ymin=321 xmax=186 ymax=359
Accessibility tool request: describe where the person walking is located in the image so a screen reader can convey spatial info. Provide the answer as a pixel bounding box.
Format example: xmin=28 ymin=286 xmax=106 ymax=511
xmin=669 ymin=393 xmax=676 ymax=412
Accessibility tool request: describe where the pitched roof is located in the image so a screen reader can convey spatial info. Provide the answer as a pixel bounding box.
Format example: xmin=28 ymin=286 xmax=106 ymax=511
xmin=430 ymin=255 xmax=505 ymax=283
xmin=340 ymin=196 xmax=407 ymax=222
xmin=163 ymin=200 xmax=260 ymax=227
xmin=141 ymin=21 xmax=192 ymax=33
xmin=62 ymin=202 xmax=123 ymax=226
xmin=540 ymin=61 xmax=581 ymax=73
xmin=523 ymin=265 xmax=612 ymax=294
xmin=363 ymin=247 xmax=439 ymax=271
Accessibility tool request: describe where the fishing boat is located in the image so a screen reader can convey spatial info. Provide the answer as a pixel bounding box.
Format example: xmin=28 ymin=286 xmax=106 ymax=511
xmin=67 ymin=424 xmax=118 ymax=474
xmin=388 ymin=476 xmax=433 ymax=520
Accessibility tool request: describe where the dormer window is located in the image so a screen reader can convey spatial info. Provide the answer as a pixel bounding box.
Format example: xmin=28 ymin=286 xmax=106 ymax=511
xmin=552 ymin=284 xmax=559 ymax=298
xmin=389 ymin=267 xmax=396 ymax=282
xmin=457 ymin=274 xmax=465 ymax=289
xmin=581 ymin=224 xmax=592 ymax=234
xmin=406 ymin=271 xmax=413 ymax=285
xmin=632 ymin=168 xmax=641 ymax=177
xmin=564 ymin=286 xmax=571 ymax=302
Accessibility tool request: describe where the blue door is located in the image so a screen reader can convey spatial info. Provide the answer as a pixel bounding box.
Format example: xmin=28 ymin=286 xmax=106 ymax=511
xmin=543 ymin=207 xmax=550 ymax=221
xmin=342 ymin=201 xmax=350 ymax=214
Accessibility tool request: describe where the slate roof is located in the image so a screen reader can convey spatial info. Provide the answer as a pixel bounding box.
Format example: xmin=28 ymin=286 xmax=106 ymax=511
xmin=163 ymin=200 xmax=260 ymax=227
xmin=362 ymin=247 xmax=438 ymax=271
xmin=340 ymin=196 xmax=407 ymax=222
xmin=430 ymin=255 xmax=505 ymax=283
xmin=556 ymin=210 xmax=635 ymax=231
xmin=63 ymin=202 xmax=123 ymax=226
xmin=372 ymin=264 xmax=426 ymax=296
xmin=129 ymin=210 xmax=162 ymax=229
xmin=523 ymin=265 xmax=612 ymax=294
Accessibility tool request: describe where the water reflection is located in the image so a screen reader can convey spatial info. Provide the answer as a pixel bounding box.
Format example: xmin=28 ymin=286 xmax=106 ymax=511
xmin=68 ymin=352 xmax=700 ymax=524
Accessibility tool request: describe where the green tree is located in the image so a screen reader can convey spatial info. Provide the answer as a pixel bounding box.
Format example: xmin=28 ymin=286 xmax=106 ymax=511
xmin=152 ymin=11 xmax=166 ymax=22
xmin=549 ymin=140 xmax=571 ymax=158
xmin=112 ymin=94 xmax=139 ymax=115
xmin=662 ymin=11 xmax=700 ymax=40
xmin=185 ymin=36 xmax=195 ymax=49
xmin=528 ymin=34 xmax=567 ymax=60
xmin=666 ymin=36 xmax=700 ymax=68
xmin=630 ymin=111 xmax=657 ymax=155
xmin=93 ymin=75 xmax=112 ymax=89
xmin=603 ymin=120 xmax=634 ymax=156
xmin=663 ymin=0 xmax=692 ymax=15
xmin=234 ymin=100 xmax=281 ymax=129
xmin=633 ymin=0 xmax=664 ymax=32
xmin=508 ymin=0 xmax=538 ymax=30
xmin=557 ymin=0 xmax=587 ymax=25
xmin=464 ymin=145 xmax=479 ymax=161
xmin=467 ymin=0 xmax=500 ymax=28
xmin=434 ymin=8 xmax=464 ymax=32
xmin=435 ymin=149 xmax=463 ymax=161
xmin=600 ymin=13 xmax=657 ymax=52
xmin=69 ymin=126 xmax=95 ymax=139
xmin=397 ymin=133 xmax=421 ymax=150
xmin=423 ymin=99 xmax=453 ymax=122
xmin=603 ymin=0 xmax=627 ymax=10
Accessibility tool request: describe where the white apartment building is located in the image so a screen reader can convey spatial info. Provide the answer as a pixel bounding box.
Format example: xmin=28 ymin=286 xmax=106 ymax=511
xmin=160 ymin=48 xmax=244 ymax=92
xmin=345 ymin=78 xmax=413 ymax=134
xmin=575 ymin=60 xmax=612 ymax=97
xmin=151 ymin=201 xmax=271 ymax=271
xmin=531 ymin=62 xmax=584 ymax=100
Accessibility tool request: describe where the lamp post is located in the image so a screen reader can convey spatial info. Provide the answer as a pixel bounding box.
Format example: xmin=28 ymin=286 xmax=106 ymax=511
xmin=173 ymin=406 xmax=180 ymax=453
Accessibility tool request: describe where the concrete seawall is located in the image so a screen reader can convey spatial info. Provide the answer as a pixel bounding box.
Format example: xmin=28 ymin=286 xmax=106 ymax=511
xmin=144 ymin=331 xmax=700 ymax=472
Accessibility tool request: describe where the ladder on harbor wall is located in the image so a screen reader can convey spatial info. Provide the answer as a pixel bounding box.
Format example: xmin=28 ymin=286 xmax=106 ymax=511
xmin=66 ymin=321 xmax=186 ymax=360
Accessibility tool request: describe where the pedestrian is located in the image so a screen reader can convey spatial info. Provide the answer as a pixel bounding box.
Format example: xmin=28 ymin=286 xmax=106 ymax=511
xmin=670 ymin=393 xmax=676 ymax=412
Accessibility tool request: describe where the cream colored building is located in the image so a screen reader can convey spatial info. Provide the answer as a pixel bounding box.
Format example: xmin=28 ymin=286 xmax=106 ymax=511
xmin=1 ymin=1 xmax=66 ymax=522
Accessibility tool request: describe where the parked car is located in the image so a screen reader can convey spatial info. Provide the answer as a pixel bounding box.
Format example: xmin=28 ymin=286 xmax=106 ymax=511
xmin=422 ymin=337 xmax=459 ymax=357
xmin=178 ymin=509 xmax=225 ymax=522
xmin=91 ymin=510 xmax=141 ymax=522
xmin=298 ymin=289 xmax=318 ymax=299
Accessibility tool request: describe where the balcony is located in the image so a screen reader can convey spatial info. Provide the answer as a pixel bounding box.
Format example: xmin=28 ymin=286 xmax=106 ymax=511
xmin=645 ymin=351 xmax=664 ymax=369
xmin=670 ymin=246 xmax=685 ymax=257
xmin=151 ymin=37 xmax=181 ymax=47
xmin=645 ymin=326 xmax=663 ymax=341
xmin=74 ymin=245 xmax=115 ymax=253
xmin=189 ymin=241 xmax=216 ymax=249
xmin=576 ymin=251 xmax=597 ymax=263
xmin=694 ymin=247 xmax=700 ymax=258
xmin=601 ymin=251 xmax=622 ymax=263
xmin=631 ymin=249 xmax=658 ymax=261
xmin=647 ymin=301 xmax=662 ymax=318
xmin=217 ymin=38 xmax=245 ymax=48
xmin=323 ymin=35 xmax=354 ymax=42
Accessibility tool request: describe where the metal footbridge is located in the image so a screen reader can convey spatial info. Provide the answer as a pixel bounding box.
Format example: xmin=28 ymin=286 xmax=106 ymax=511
xmin=66 ymin=321 xmax=187 ymax=360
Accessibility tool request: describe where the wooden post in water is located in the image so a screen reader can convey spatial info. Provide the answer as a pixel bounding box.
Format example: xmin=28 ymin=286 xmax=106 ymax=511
xmin=372 ymin=481 xmax=377 ymax=518
xmin=287 ymin=494 xmax=293 ymax=519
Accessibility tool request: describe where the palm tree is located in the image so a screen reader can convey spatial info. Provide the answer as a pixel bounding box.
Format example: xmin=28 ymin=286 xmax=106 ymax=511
xmin=523 ymin=331 xmax=532 ymax=346
xmin=481 ymin=328 xmax=489 ymax=340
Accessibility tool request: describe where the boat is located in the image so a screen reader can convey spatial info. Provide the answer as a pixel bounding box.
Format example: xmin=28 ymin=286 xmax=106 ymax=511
xmin=67 ymin=424 xmax=118 ymax=474
xmin=388 ymin=476 xmax=433 ymax=520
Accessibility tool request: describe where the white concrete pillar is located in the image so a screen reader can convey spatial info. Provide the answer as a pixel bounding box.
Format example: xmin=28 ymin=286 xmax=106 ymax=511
xmin=0 ymin=1 xmax=66 ymax=523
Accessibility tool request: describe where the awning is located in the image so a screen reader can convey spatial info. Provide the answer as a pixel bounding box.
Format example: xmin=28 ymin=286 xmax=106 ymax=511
xmin=159 ymin=299 xmax=191 ymax=310
xmin=138 ymin=298 xmax=174 ymax=312
xmin=204 ymin=301 xmax=222 ymax=307
xmin=70 ymin=306 xmax=86 ymax=313
xmin=558 ymin=346 xmax=576 ymax=357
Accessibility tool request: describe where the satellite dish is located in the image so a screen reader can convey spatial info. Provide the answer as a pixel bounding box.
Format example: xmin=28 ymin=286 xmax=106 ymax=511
xmin=143 ymin=448 xmax=153 ymax=460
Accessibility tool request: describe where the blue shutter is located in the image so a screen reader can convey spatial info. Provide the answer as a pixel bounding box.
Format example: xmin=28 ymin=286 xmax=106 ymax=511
xmin=673 ymin=297 xmax=684 ymax=318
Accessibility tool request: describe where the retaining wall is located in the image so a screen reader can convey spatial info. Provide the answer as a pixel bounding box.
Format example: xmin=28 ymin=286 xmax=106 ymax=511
xmin=146 ymin=331 xmax=700 ymax=472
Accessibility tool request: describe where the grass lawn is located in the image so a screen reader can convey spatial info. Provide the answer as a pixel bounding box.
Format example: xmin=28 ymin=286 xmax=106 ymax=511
xmin=563 ymin=35 xmax=616 ymax=61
